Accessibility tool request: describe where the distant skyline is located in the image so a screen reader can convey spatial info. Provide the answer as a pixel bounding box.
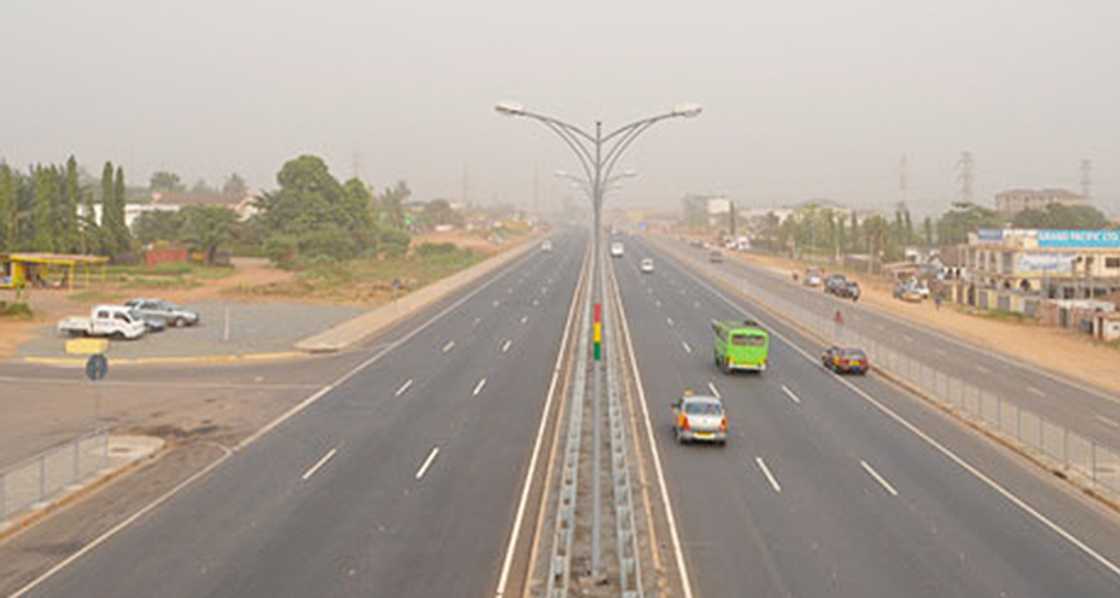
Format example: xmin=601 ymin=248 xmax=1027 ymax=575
xmin=2 ymin=1 xmax=1116 ymax=219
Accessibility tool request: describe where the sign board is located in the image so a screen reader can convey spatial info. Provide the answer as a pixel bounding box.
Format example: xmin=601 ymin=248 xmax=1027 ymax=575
xmin=66 ymin=338 xmax=109 ymax=355
xmin=85 ymin=354 xmax=108 ymax=382
xmin=1015 ymin=253 xmax=1076 ymax=274
xmin=976 ymin=229 xmax=1005 ymax=242
xmin=1037 ymin=229 xmax=1120 ymax=249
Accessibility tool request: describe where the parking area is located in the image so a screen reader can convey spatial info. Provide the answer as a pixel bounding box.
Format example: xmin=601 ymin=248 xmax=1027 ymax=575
xmin=16 ymin=300 xmax=364 ymax=360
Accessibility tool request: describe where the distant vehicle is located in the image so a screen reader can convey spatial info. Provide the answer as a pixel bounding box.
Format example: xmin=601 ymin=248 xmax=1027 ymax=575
xmin=803 ymin=268 xmax=823 ymax=287
xmin=893 ymin=283 xmax=923 ymax=303
xmin=540 ymin=240 xmax=553 ymax=252
xmin=610 ymin=241 xmax=625 ymax=257
xmin=824 ymin=274 xmax=848 ymax=295
xmin=834 ymin=281 xmax=861 ymax=300
xmin=124 ymin=299 xmax=200 ymax=327
xmin=708 ymin=250 xmax=723 ymax=263
xmin=711 ymin=319 xmax=769 ymax=373
xmin=58 ymin=305 xmax=147 ymax=339
xmin=734 ymin=236 xmax=751 ymax=251
xmin=640 ymin=258 xmax=655 ymax=273
xmin=689 ymin=239 xmax=705 ymax=248
xmin=911 ymin=279 xmax=931 ymax=299
xmin=821 ymin=346 xmax=869 ymax=375
xmin=671 ymin=392 xmax=728 ymax=445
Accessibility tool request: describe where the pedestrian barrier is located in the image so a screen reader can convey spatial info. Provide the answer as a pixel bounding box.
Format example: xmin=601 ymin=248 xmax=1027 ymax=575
xmin=1 ymin=430 xmax=109 ymax=522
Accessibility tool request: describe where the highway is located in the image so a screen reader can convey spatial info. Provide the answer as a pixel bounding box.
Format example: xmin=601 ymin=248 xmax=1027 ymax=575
xmin=659 ymin=237 xmax=1120 ymax=448
xmin=16 ymin=231 xmax=587 ymax=598
xmin=615 ymin=235 xmax=1120 ymax=597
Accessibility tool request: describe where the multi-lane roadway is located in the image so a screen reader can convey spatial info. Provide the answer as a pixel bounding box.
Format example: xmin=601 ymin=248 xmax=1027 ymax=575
xmin=15 ymin=231 xmax=587 ymax=598
xmin=615 ymin=235 xmax=1120 ymax=597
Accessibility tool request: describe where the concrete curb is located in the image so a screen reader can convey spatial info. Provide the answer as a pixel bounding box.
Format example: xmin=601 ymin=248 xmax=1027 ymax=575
xmin=18 ymin=351 xmax=306 ymax=369
xmin=293 ymin=235 xmax=540 ymax=353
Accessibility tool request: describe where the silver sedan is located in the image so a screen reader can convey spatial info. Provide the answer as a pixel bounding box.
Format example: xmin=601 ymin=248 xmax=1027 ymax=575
xmin=671 ymin=394 xmax=728 ymax=445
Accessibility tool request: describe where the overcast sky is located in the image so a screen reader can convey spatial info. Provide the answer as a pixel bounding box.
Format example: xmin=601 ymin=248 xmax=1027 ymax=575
xmin=2 ymin=1 xmax=1117 ymax=217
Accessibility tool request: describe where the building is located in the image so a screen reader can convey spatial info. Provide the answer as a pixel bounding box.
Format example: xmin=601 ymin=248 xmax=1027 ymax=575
xmin=964 ymin=228 xmax=1120 ymax=298
xmin=151 ymin=191 xmax=259 ymax=221
xmin=994 ymin=188 xmax=1086 ymax=215
xmin=681 ymin=194 xmax=731 ymax=228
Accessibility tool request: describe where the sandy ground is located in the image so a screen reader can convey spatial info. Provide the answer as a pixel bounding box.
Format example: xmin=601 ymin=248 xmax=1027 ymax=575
xmin=721 ymin=247 xmax=1120 ymax=395
xmin=0 ymin=258 xmax=295 ymax=359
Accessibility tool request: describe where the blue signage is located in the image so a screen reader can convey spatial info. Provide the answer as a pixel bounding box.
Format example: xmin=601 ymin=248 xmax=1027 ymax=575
xmin=1037 ymin=229 xmax=1120 ymax=249
xmin=977 ymin=229 xmax=1005 ymax=241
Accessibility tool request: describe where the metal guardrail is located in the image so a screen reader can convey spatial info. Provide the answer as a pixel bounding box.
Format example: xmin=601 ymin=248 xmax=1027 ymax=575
xmin=546 ymin=267 xmax=593 ymax=598
xmin=605 ymin=260 xmax=644 ymax=598
xmin=1 ymin=430 xmax=109 ymax=521
xmin=675 ymin=246 xmax=1120 ymax=502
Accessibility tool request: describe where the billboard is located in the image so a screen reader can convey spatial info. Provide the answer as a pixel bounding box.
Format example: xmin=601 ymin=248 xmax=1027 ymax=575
xmin=1037 ymin=229 xmax=1120 ymax=249
xmin=1015 ymin=253 xmax=1075 ymax=274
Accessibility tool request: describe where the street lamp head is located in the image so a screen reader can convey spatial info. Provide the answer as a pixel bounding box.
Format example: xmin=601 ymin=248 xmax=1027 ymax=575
xmin=495 ymin=101 xmax=525 ymax=116
xmin=672 ymin=103 xmax=703 ymax=118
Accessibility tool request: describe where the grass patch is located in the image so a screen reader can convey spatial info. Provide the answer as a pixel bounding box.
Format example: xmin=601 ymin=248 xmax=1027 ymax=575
xmin=232 ymin=246 xmax=484 ymax=304
xmin=68 ymin=289 xmax=128 ymax=304
xmin=973 ymin=308 xmax=1035 ymax=324
xmin=0 ymin=301 xmax=33 ymax=319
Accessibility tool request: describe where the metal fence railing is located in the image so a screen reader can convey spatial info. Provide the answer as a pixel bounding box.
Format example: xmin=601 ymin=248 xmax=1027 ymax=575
xmin=1 ymin=430 xmax=110 ymax=521
xmin=673 ymin=246 xmax=1120 ymax=502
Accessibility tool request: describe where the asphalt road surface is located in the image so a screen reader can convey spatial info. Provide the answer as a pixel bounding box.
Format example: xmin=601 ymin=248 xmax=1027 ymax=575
xmin=665 ymin=238 xmax=1120 ymax=449
xmin=615 ymin=235 xmax=1120 ymax=598
xmin=17 ymin=231 xmax=586 ymax=598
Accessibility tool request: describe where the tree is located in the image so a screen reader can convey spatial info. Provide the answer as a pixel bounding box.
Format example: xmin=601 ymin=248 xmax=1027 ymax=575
xmin=376 ymin=181 xmax=411 ymax=229
xmin=149 ymin=171 xmax=184 ymax=193
xmin=849 ymin=211 xmax=860 ymax=252
xmin=0 ymin=164 xmax=15 ymax=251
xmin=31 ymin=166 xmax=56 ymax=251
xmin=936 ymin=202 xmax=1004 ymax=245
xmin=101 ymin=165 xmax=131 ymax=253
xmin=923 ymin=216 xmax=934 ymax=247
xmin=133 ymin=210 xmax=185 ymax=244
xmin=80 ymin=189 xmax=99 ymax=254
xmin=903 ymin=209 xmax=914 ymax=245
xmin=862 ymin=214 xmax=890 ymax=270
xmin=190 ymin=178 xmax=215 ymax=194
xmin=1011 ymin=204 xmax=1109 ymax=230
xmin=222 ymin=173 xmax=248 ymax=198
xmin=60 ymin=156 xmax=81 ymax=253
xmin=180 ymin=205 xmax=237 ymax=264
xmin=423 ymin=199 xmax=463 ymax=227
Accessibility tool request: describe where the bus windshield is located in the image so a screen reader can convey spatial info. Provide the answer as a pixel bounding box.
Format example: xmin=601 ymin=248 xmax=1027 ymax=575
xmin=731 ymin=333 xmax=766 ymax=347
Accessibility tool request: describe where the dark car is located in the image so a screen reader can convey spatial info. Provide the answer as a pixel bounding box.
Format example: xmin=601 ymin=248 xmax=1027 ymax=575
xmin=834 ymin=281 xmax=861 ymax=300
xmin=821 ymin=346 xmax=869 ymax=374
xmin=824 ymin=274 xmax=848 ymax=295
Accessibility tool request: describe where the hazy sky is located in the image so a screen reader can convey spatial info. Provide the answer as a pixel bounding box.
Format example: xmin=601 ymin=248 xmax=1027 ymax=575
xmin=2 ymin=1 xmax=1117 ymax=217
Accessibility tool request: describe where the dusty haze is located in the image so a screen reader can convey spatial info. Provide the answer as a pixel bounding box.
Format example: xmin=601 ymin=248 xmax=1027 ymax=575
xmin=1 ymin=0 xmax=1117 ymax=217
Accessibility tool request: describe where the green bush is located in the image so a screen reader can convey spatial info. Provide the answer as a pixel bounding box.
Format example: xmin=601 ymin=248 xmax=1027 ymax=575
xmin=380 ymin=228 xmax=411 ymax=258
xmin=264 ymin=235 xmax=300 ymax=268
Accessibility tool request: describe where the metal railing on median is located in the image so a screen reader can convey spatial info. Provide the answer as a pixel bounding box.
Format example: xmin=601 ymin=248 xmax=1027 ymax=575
xmin=670 ymin=244 xmax=1120 ymax=502
xmin=1 ymin=430 xmax=110 ymax=521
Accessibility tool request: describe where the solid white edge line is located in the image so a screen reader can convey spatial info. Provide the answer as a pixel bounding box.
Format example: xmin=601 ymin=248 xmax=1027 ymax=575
xmin=612 ymin=258 xmax=696 ymax=598
xmin=415 ymin=446 xmax=440 ymax=480
xmin=860 ymin=460 xmax=899 ymax=496
xmin=780 ymin=385 xmax=802 ymax=405
xmin=472 ymin=378 xmax=488 ymax=397
xmin=301 ymin=448 xmax=338 ymax=481
xmin=1095 ymin=415 xmax=1120 ymax=429
xmin=10 ymin=241 xmax=547 ymax=598
xmin=707 ymin=382 xmax=721 ymax=398
xmin=394 ymin=379 xmax=414 ymax=397
xmin=755 ymin=457 xmax=782 ymax=493
xmin=494 ymin=240 xmax=589 ymax=597
xmin=656 ymin=240 xmax=1120 ymax=581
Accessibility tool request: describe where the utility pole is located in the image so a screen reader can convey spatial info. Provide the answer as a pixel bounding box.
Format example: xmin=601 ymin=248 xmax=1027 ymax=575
xmin=899 ymin=154 xmax=909 ymax=207
xmin=957 ymin=151 xmax=974 ymax=204
xmin=1080 ymin=159 xmax=1092 ymax=202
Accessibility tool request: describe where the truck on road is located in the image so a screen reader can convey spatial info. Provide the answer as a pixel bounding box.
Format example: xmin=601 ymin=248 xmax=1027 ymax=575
xmin=58 ymin=305 xmax=148 ymax=339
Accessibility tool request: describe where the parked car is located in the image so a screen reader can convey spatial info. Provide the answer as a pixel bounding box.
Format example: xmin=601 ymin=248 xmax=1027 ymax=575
xmin=803 ymin=268 xmax=823 ymax=287
xmin=834 ymin=281 xmax=861 ymax=300
xmin=893 ymin=283 xmax=923 ymax=303
xmin=708 ymin=250 xmax=724 ymax=263
xmin=124 ymin=298 xmax=201 ymax=327
xmin=640 ymin=258 xmax=655 ymax=273
xmin=129 ymin=309 xmax=167 ymax=332
xmin=821 ymin=346 xmax=869 ymax=375
xmin=58 ymin=305 xmax=147 ymax=339
xmin=671 ymin=392 xmax=728 ymax=445
xmin=824 ymin=274 xmax=848 ymax=295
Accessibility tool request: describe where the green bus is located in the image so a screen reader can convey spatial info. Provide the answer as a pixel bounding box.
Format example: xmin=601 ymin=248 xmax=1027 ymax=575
xmin=711 ymin=319 xmax=769 ymax=373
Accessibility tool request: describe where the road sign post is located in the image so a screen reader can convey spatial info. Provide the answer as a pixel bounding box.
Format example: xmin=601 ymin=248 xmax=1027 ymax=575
xmin=86 ymin=353 xmax=108 ymax=425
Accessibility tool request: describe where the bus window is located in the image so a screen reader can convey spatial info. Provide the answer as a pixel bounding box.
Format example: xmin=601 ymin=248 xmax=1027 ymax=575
xmin=731 ymin=334 xmax=766 ymax=347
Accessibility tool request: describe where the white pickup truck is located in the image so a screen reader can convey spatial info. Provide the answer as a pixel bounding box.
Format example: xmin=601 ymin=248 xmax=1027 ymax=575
xmin=58 ymin=305 xmax=148 ymax=339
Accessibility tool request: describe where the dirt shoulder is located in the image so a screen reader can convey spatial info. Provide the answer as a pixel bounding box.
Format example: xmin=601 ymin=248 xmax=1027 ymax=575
xmin=710 ymin=243 xmax=1120 ymax=395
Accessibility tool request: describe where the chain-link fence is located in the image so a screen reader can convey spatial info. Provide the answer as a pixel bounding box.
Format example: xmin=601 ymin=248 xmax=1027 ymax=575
xmin=679 ymin=249 xmax=1120 ymax=501
xmin=1 ymin=430 xmax=109 ymax=521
